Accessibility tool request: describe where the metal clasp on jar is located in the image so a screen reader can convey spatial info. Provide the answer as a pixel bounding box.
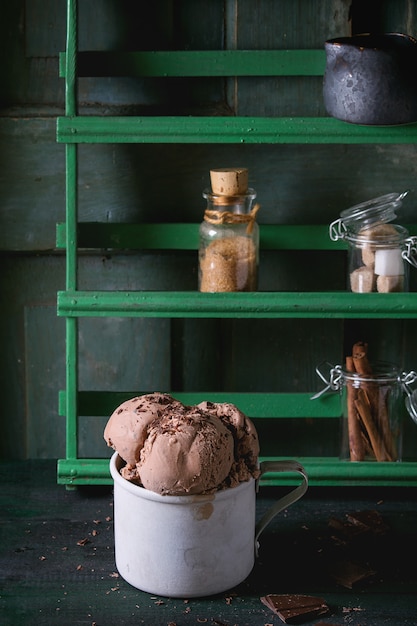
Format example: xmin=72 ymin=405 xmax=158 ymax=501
xmin=401 ymin=370 xmax=417 ymax=425
xmin=329 ymin=218 xmax=347 ymax=242
xmin=310 ymin=362 xmax=344 ymax=399
xmin=402 ymin=236 xmax=417 ymax=268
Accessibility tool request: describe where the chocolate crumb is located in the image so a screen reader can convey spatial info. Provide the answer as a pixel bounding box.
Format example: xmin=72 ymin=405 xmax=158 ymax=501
xmin=77 ymin=537 xmax=89 ymax=546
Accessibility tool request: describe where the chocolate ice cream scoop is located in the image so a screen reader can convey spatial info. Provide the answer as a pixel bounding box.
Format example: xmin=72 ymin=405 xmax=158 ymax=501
xmin=104 ymin=392 xmax=185 ymax=467
xmin=104 ymin=393 xmax=260 ymax=495
xmin=137 ymin=407 xmax=235 ymax=495
xmin=197 ymin=400 xmax=260 ymax=482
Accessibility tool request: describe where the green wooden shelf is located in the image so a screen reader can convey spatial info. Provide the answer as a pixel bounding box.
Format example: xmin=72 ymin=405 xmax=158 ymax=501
xmin=259 ymin=458 xmax=417 ymax=487
xmin=58 ymin=389 xmax=417 ymax=488
xmin=57 ymin=0 xmax=417 ymax=488
xmin=57 ymin=290 xmax=417 ymax=319
xmin=56 ymin=115 xmax=417 ymax=144
xmin=56 ymin=457 xmax=417 ymax=488
xmin=55 ymin=222 xmax=347 ymax=251
xmin=59 ymin=49 xmax=326 ymax=78
xmin=58 ymin=390 xmax=340 ymax=419
xmin=56 ymin=221 xmax=417 ymax=251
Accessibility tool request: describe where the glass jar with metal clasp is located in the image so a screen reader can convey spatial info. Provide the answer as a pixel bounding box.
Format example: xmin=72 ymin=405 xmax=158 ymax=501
xmin=312 ymin=360 xmax=417 ymax=462
xmin=329 ymin=192 xmax=417 ymax=292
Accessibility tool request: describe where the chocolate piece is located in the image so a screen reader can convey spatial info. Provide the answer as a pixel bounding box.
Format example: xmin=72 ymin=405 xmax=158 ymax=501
xmin=261 ymin=594 xmax=329 ymax=624
xmin=328 ymin=559 xmax=375 ymax=589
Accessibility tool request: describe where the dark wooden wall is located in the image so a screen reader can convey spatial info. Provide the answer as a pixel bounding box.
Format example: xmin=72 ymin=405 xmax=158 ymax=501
xmin=1 ymin=0 xmax=417 ymax=460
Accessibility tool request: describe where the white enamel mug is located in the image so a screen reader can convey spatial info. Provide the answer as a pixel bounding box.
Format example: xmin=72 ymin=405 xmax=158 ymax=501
xmin=110 ymin=452 xmax=308 ymax=598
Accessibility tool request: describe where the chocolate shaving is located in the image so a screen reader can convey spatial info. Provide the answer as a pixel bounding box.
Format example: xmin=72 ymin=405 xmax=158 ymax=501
xmin=261 ymin=594 xmax=329 ymax=624
xmin=329 ymin=510 xmax=389 ymax=539
xmin=346 ymin=510 xmax=389 ymax=535
xmin=328 ymin=515 xmax=365 ymax=539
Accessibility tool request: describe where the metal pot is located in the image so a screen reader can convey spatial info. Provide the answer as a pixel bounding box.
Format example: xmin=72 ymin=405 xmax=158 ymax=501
xmin=323 ymin=33 xmax=417 ymax=125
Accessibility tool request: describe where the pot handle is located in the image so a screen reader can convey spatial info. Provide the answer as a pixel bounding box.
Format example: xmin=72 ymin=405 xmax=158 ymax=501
xmin=254 ymin=460 xmax=308 ymax=555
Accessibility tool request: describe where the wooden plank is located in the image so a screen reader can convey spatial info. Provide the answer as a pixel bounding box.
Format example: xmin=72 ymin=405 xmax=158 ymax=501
xmin=25 ymin=0 xmax=65 ymax=57
xmin=25 ymin=306 xmax=66 ymax=458
xmin=231 ymin=0 xmax=351 ymax=116
xmin=0 ymin=118 xmax=65 ymax=252
xmin=233 ymin=0 xmax=352 ymax=49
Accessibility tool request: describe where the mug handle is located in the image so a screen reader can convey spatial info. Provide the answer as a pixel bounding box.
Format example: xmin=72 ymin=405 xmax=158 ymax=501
xmin=254 ymin=460 xmax=308 ymax=555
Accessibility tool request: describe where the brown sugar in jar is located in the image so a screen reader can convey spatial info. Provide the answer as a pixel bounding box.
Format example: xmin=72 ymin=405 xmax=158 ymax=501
xmin=198 ymin=168 xmax=260 ymax=293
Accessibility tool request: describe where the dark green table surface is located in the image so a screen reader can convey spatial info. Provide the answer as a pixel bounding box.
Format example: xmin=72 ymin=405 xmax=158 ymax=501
xmin=1 ymin=460 xmax=416 ymax=626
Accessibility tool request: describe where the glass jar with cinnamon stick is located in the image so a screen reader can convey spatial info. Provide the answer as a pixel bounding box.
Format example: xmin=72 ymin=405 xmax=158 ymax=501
xmin=312 ymin=341 xmax=417 ymax=462
xmin=329 ymin=192 xmax=417 ymax=293
xmin=340 ymin=361 xmax=406 ymax=462
xmin=198 ymin=168 xmax=260 ymax=292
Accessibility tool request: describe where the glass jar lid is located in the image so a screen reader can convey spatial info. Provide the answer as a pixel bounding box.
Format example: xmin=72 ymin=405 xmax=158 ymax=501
xmin=340 ymin=361 xmax=401 ymax=384
xmin=311 ymin=361 xmax=417 ymax=401
xmin=339 ymin=191 xmax=408 ymax=231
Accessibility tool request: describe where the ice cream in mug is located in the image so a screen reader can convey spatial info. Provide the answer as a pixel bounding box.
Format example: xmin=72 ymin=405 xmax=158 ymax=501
xmin=104 ymin=392 xmax=260 ymax=494
xmin=104 ymin=393 xmax=307 ymax=597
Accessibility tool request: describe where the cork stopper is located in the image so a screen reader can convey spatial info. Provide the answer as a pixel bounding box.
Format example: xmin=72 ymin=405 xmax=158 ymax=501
xmin=210 ymin=168 xmax=248 ymax=196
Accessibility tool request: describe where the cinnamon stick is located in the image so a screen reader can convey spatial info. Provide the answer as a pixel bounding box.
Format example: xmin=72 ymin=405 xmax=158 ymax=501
xmin=354 ymin=389 xmax=392 ymax=461
xmin=376 ymin=385 xmax=397 ymax=461
xmin=352 ymin=342 xmax=380 ymax=411
xmin=345 ymin=356 xmax=365 ymax=461
xmin=352 ymin=341 xmax=372 ymax=375
xmin=348 ymin=342 xmax=395 ymax=462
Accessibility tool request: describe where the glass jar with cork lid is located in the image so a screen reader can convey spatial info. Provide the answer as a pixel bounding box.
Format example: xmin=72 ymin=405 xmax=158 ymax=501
xmin=329 ymin=192 xmax=417 ymax=293
xmin=198 ymin=168 xmax=260 ymax=292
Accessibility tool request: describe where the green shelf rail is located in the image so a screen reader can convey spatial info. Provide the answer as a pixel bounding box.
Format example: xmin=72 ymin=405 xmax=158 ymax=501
xmin=57 ymin=290 xmax=417 ymax=320
xmin=58 ymin=390 xmax=340 ymax=420
xmin=56 ymin=115 xmax=417 ymax=145
xmin=59 ymin=49 xmax=327 ymax=78
xmin=57 ymin=457 xmax=417 ymax=488
xmin=56 ymin=222 xmax=348 ymax=251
